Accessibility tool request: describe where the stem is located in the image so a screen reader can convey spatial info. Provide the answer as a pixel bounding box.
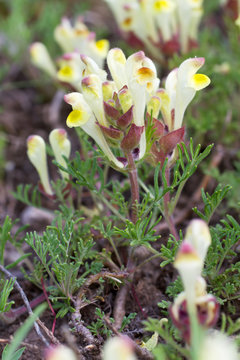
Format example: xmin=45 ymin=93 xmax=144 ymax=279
xmin=96 ymin=192 xmax=127 ymax=222
xmin=108 ymin=236 xmax=123 ymax=268
xmin=169 ymin=179 xmax=187 ymax=215
xmin=162 ymin=165 xmax=179 ymax=240
xmin=41 ymin=278 xmax=56 ymax=334
xmin=187 ymin=301 xmax=205 ymax=360
xmin=126 ymin=151 xmax=139 ymax=225
xmin=134 ymin=253 xmax=166 ymax=271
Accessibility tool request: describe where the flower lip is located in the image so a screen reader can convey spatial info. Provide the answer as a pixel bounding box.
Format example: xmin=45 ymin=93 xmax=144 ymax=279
xmin=66 ymin=109 xmax=90 ymax=127
xmin=136 ymin=67 xmax=155 ymax=84
xmin=189 ymin=73 xmax=211 ymax=90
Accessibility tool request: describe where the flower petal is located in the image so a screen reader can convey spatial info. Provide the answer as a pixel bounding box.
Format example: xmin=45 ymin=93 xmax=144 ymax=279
xmin=107 ymin=48 xmax=127 ymax=90
xmin=82 ymin=74 xmax=108 ymax=126
xmin=66 ymin=110 xmax=90 ymax=127
xmin=189 ymin=73 xmax=211 ymax=91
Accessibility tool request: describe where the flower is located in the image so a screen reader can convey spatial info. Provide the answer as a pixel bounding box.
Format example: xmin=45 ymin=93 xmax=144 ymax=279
xmin=104 ymin=0 xmax=204 ymax=56
xmin=170 ymin=220 xmax=219 ymax=343
xmin=30 ymin=43 xmax=57 ymax=78
xmin=27 ymin=135 xmax=53 ymax=196
xmin=159 ymin=57 xmax=210 ymax=131
xmin=199 ymin=331 xmax=239 ymax=360
xmin=27 ymin=129 xmax=71 ymax=196
xmin=45 ymin=345 xmax=77 ymax=360
xmin=102 ymin=336 xmax=137 ymax=360
xmin=49 ymin=129 xmax=71 ymax=180
xmin=65 ymin=48 xmax=161 ymax=168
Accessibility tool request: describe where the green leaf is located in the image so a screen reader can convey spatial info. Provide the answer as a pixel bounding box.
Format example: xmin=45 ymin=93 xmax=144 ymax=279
xmin=2 ymin=303 xmax=46 ymax=360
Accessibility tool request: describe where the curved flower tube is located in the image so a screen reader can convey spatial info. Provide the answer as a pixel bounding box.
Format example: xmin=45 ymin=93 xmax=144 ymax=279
xmin=159 ymin=57 xmax=210 ymax=131
xmin=27 ymin=135 xmax=53 ymax=196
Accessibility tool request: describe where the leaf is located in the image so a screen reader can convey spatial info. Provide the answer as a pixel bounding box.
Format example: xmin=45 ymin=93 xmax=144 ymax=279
xmin=2 ymin=303 xmax=46 ymax=360
xmin=141 ymin=331 xmax=159 ymax=351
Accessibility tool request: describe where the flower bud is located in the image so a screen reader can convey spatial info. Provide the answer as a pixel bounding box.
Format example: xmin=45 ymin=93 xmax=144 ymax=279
xmin=147 ymin=95 xmax=161 ymax=118
xmin=49 ymin=129 xmax=71 ymax=180
xmin=45 ymin=345 xmax=77 ymax=360
xmin=30 ymin=43 xmax=57 ymax=77
xmin=174 ymin=241 xmax=202 ymax=304
xmin=118 ymin=86 xmax=133 ymax=113
xmin=102 ymin=336 xmax=137 ymax=360
xmin=27 ymin=135 xmax=53 ymax=196
xmin=185 ymin=219 xmax=211 ymax=263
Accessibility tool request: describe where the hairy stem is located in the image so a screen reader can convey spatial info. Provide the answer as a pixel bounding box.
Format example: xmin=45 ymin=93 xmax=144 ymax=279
xmin=162 ymin=165 xmax=179 ymax=240
xmin=126 ymin=151 xmax=139 ymax=224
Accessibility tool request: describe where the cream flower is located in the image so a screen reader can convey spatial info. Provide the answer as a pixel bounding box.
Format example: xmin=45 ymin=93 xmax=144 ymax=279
xmin=49 ymin=129 xmax=71 ymax=180
xmin=30 ymin=43 xmax=57 ymax=78
xmin=102 ymin=336 xmax=137 ymax=360
xmin=159 ymin=57 xmax=210 ymax=130
xmin=199 ymin=332 xmax=239 ymax=360
xmin=27 ymin=135 xmax=53 ymax=196
xmin=45 ymin=345 xmax=77 ymax=360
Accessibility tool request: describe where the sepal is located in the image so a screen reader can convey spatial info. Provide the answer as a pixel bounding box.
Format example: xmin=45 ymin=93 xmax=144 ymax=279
xmin=121 ymin=124 xmax=144 ymax=152
xmin=117 ymin=106 xmax=134 ymax=129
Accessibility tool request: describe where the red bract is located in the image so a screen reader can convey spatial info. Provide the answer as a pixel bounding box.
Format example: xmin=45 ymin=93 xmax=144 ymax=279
xmin=169 ymin=296 xmax=220 ymax=344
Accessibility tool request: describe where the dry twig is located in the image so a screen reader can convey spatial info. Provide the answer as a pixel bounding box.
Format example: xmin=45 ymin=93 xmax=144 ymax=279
xmin=0 ymin=264 xmax=49 ymax=346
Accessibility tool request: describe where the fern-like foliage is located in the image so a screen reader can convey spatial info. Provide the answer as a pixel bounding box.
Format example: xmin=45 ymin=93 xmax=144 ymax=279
xmin=140 ymin=139 xmax=213 ymax=218
xmin=0 ymin=278 xmax=15 ymax=313
xmin=25 ymin=213 xmax=101 ymax=316
xmin=204 ymin=215 xmax=240 ymax=312
xmin=113 ymin=213 xmax=161 ymax=248
xmin=193 ymin=184 xmax=232 ymax=223
xmin=12 ymin=184 xmax=41 ymax=208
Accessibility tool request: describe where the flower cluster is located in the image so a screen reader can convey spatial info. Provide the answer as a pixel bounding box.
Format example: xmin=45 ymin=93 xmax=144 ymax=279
xmin=27 ymin=129 xmax=71 ymax=197
xmin=30 ymin=17 xmax=109 ymax=90
xmin=104 ymin=0 xmax=204 ymax=56
xmin=65 ymin=49 xmax=210 ymax=170
xmin=170 ymin=220 xmax=219 ymax=343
